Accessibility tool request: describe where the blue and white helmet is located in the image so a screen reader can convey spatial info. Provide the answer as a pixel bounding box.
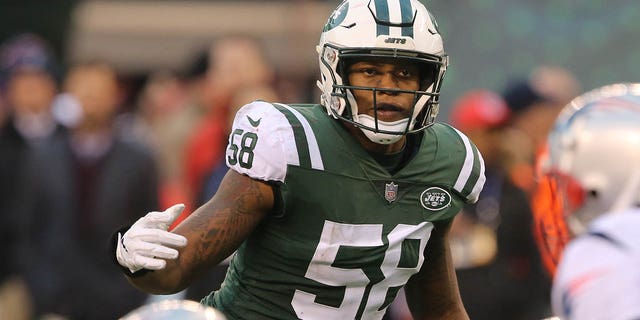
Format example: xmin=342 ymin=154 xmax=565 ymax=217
xmin=317 ymin=0 xmax=448 ymax=144
xmin=544 ymin=83 xmax=640 ymax=235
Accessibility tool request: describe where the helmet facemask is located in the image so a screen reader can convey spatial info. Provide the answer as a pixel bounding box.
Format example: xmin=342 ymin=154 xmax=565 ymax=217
xmin=319 ymin=45 xmax=446 ymax=144
xmin=316 ymin=0 xmax=448 ymax=144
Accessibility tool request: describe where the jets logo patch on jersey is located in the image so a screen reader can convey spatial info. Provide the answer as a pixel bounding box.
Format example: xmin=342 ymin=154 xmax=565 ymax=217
xmin=420 ymin=187 xmax=451 ymax=211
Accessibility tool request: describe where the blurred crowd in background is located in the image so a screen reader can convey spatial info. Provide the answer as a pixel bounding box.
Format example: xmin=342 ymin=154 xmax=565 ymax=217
xmin=0 ymin=0 xmax=634 ymax=319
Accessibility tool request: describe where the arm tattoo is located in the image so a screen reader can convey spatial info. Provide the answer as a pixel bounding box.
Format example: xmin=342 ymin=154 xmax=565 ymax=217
xmin=178 ymin=171 xmax=273 ymax=269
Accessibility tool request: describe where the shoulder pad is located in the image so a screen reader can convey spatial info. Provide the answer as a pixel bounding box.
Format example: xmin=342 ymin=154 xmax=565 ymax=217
xmin=226 ymin=101 xmax=324 ymax=182
xmin=446 ymin=124 xmax=486 ymax=203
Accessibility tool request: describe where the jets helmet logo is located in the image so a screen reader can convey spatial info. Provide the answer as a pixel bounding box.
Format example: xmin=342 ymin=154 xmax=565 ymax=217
xmin=420 ymin=187 xmax=451 ymax=211
xmin=323 ymin=1 xmax=349 ymax=32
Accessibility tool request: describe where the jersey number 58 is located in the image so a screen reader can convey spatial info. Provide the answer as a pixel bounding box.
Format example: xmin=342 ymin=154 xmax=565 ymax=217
xmin=292 ymin=221 xmax=432 ymax=319
xmin=227 ymin=129 xmax=258 ymax=169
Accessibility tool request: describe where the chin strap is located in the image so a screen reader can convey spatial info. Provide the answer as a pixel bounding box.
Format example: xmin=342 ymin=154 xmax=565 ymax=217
xmin=357 ymin=114 xmax=409 ymax=144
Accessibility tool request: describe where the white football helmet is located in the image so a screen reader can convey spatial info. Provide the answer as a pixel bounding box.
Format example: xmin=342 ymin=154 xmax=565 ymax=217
xmin=120 ymin=299 xmax=227 ymax=320
xmin=544 ymin=83 xmax=640 ymax=236
xmin=317 ymin=0 xmax=448 ymax=144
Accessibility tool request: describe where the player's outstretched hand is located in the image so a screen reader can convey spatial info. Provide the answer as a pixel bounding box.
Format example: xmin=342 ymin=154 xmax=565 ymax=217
xmin=116 ymin=204 xmax=188 ymax=273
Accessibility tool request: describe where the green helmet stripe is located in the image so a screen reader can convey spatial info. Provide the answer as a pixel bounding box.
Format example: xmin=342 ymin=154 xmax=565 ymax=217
xmin=374 ymin=0 xmax=390 ymax=36
xmin=375 ymin=0 xmax=415 ymax=37
xmin=399 ymin=0 xmax=414 ymax=37
xmin=323 ymin=1 xmax=349 ymax=32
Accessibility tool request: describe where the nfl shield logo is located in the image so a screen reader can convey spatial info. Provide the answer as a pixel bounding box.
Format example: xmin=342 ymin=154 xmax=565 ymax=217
xmin=385 ymin=182 xmax=398 ymax=203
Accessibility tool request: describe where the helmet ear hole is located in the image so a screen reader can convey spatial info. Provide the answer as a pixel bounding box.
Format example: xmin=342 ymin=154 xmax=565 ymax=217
xmin=588 ymin=189 xmax=598 ymax=199
xmin=420 ymin=64 xmax=438 ymax=90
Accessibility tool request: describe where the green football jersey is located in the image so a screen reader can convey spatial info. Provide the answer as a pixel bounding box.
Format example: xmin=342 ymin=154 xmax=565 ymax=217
xmin=202 ymin=102 xmax=485 ymax=320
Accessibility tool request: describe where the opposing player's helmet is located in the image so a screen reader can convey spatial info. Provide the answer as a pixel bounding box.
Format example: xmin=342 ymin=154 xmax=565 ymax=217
xmin=120 ymin=299 xmax=227 ymax=320
xmin=317 ymin=0 xmax=448 ymax=144
xmin=543 ymin=83 xmax=640 ymax=236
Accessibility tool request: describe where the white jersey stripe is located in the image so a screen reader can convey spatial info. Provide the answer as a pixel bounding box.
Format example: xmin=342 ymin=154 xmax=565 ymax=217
xmin=275 ymin=103 xmax=325 ymax=171
xmin=280 ymin=111 xmax=301 ymax=167
xmin=452 ymin=127 xmax=475 ymax=194
xmin=469 ymin=148 xmax=486 ymax=203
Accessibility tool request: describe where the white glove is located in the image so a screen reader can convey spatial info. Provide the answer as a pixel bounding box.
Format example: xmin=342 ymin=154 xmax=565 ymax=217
xmin=116 ymin=204 xmax=188 ymax=273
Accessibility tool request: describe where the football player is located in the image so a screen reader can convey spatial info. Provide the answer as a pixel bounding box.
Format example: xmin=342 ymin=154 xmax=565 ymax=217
xmin=540 ymin=83 xmax=640 ymax=319
xmin=112 ymin=0 xmax=485 ymax=319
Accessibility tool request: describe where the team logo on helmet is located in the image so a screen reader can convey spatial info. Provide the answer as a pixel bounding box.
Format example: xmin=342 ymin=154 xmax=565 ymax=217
xmin=323 ymin=1 xmax=349 ymax=32
xmin=385 ymin=182 xmax=398 ymax=203
xmin=420 ymin=187 xmax=451 ymax=211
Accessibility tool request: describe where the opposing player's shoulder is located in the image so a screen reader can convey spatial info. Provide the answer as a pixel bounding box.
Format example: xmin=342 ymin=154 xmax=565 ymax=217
xmin=226 ymin=101 xmax=324 ymax=182
xmin=552 ymin=216 xmax=640 ymax=320
xmin=428 ymin=122 xmax=486 ymax=204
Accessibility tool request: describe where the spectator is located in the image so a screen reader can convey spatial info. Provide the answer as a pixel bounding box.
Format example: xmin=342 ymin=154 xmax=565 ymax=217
xmin=19 ymin=60 xmax=159 ymax=320
xmin=448 ymin=90 xmax=551 ymax=320
xmin=501 ymin=66 xmax=581 ymax=196
xmin=529 ymin=65 xmax=581 ymax=109
xmin=527 ymin=66 xmax=581 ymax=277
xmin=116 ymin=71 xmax=191 ymax=213
xmin=183 ymin=35 xmax=275 ymax=210
xmin=0 ymin=32 xmax=63 ymax=320
xmin=183 ymin=84 xmax=279 ymax=303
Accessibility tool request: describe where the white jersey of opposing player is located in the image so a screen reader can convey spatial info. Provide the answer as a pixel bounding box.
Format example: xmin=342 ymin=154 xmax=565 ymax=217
xmin=551 ymin=208 xmax=640 ymax=320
